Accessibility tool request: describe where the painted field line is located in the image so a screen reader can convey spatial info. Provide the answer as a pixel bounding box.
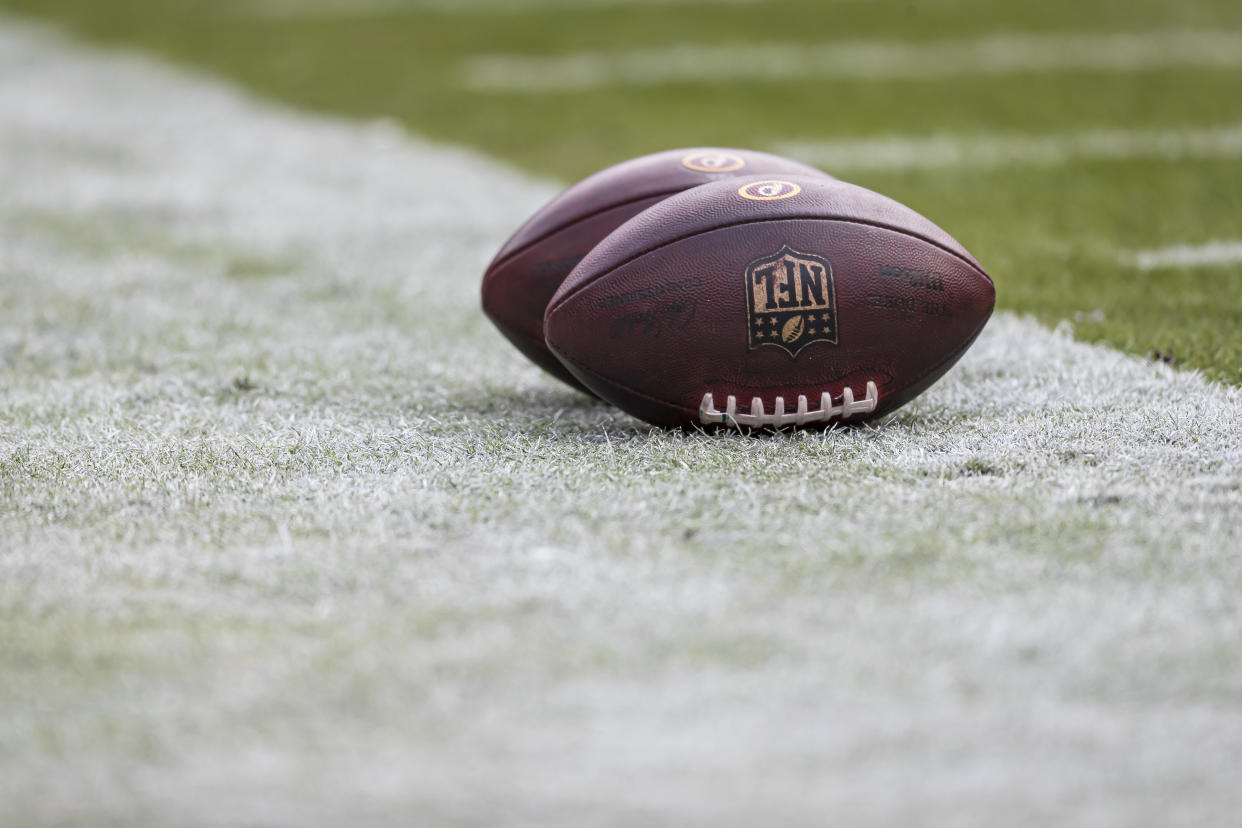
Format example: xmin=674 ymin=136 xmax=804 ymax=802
xmin=463 ymin=29 xmax=1242 ymax=91
xmin=771 ymin=122 xmax=1242 ymax=171
xmin=243 ymin=0 xmax=765 ymax=18
xmin=1131 ymin=240 xmax=1242 ymax=271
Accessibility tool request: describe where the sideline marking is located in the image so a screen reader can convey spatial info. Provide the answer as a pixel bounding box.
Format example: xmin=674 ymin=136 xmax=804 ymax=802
xmin=1132 ymin=240 xmax=1242 ymax=271
xmin=772 ymin=123 xmax=1242 ymax=171
xmin=464 ymin=29 xmax=1242 ymax=91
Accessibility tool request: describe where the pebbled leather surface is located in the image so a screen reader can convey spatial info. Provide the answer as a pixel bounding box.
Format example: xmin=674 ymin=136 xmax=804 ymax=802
xmin=482 ymin=195 xmax=666 ymax=390
xmin=481 ymin=149 xmax=832 ymax=393
xmin=545 ymin=175 xmax=995 ymax=429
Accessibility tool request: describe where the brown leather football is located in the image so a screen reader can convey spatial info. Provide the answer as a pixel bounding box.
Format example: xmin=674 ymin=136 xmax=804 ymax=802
xmin=481 ymin=148 xmax=832 ymax=393
xmin=544 ymin=174 xmax=995 ymax=430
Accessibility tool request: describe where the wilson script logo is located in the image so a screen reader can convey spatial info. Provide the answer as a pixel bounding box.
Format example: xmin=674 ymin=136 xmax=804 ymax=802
xmin=745 ymin=246 xmax=838 ymax=357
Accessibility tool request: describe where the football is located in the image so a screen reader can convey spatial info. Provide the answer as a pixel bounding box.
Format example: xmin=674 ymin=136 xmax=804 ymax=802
xmin=481 ymin=148 xmax=833 ymax=392
xmin=544 ymin=174 xmax=995 ymax=429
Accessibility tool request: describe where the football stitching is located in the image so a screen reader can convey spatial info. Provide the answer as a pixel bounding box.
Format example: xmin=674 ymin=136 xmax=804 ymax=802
xmin=547 ymin=263 xmax=994 ymax=426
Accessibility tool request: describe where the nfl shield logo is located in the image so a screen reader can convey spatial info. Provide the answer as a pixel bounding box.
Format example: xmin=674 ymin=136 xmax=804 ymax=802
xmin=745 ymin=246 xmax=838 ymax=357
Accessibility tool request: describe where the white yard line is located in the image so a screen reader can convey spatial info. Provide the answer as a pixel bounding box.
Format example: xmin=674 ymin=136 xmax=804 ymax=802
xmin=2 ymin=16 xmax=1242 ymax=828
xmin=463 ymin=29 xmax=1242 ymax=91
xmin=1131 ymin=239 xmax=1242 ymax=270
xmin=772 ymin=122 xmax=1242 ymax=171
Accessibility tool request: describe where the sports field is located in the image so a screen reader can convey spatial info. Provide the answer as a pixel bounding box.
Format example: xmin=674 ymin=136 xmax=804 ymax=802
xmin=6 ymin=0 xmax=1242 ymax=381
xmin=1 ymin=3 xmax=1241 ymax=825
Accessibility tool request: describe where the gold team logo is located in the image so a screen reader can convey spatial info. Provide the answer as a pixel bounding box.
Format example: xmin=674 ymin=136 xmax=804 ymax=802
xmin=737 ymin=180 xmax=802 ymax=201
xmin=681 ymin=151 xmax=746 ymax=173
xmin=745 ymin=246 xmax=838 ymax=357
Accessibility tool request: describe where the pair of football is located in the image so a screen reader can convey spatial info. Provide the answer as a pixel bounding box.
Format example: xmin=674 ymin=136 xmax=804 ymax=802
xmin=481 ymin=148 xmax=994 ymax=430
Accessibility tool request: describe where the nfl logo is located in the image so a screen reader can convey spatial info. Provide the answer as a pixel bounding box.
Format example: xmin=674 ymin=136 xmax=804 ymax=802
xmin=745 ymin=246 xmax=839 ymax=357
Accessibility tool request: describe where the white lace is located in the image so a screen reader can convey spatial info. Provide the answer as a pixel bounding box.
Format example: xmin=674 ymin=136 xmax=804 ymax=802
xmin=698 ymin=381 xmax=878 ymax=429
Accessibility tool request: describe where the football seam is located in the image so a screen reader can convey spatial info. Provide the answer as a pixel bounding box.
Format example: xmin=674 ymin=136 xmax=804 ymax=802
xmin=545 ymin=222 xmax=996 ymax=424
xmin=481 ymin=282 xmax=541 ymax=342
xmin=484 ymin=187 xmax=688 ymax=278
xmin=546 ymin=341 xmax=704 ymax=419
xmin=549 ymin=306 xmax=992 ymax=426
xmin=546 ymin=215 xmax=991 ymax=318
xmin=895 ymin=304 xmax=995 ymax=408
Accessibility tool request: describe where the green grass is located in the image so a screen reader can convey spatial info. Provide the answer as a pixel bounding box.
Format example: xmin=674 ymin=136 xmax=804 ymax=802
xmin=2 ymin=0 xmax=1241 ymax=383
